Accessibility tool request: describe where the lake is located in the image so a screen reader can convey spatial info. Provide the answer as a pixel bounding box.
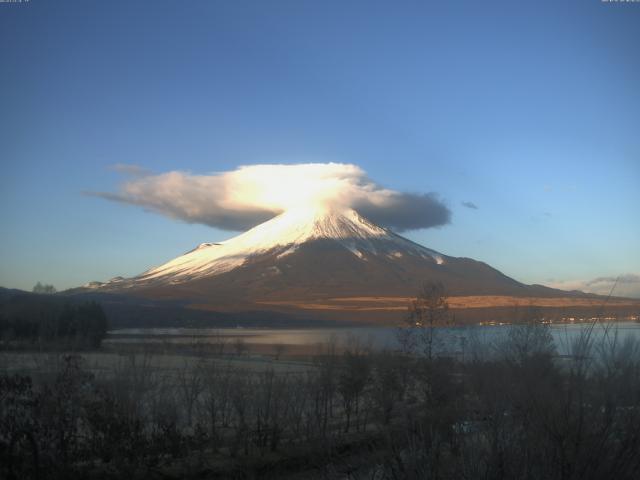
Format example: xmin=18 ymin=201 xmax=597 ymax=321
xmin=107 ymin=321 xmax=640 ymax=357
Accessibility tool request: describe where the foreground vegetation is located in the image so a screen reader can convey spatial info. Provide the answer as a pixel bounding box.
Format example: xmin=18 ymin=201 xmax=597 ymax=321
xmin=1 ymin=316 xmax=640 ymax=479
xmin=0 ymin=294 xmax=108 ymax=349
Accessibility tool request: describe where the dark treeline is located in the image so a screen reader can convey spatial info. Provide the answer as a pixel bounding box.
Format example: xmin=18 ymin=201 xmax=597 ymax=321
xmin=0 ymin=294 xmax=108 ymax=348
xmin=2 ymin=321 xmax=640 ymax=479
xmin=32 ymin=282 xmax=57 ymax=295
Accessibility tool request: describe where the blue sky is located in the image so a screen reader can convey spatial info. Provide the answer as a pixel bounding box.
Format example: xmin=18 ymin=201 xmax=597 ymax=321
xmin=1 ymin=0 xmax=639 ymax=296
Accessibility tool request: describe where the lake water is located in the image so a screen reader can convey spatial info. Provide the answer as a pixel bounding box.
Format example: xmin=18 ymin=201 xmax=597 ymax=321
xmin=107 ymin=321 xmax=640 ymax=356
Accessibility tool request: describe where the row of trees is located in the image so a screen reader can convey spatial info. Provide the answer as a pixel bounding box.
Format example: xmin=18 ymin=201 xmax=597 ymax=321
xmin=0 ymin=301 xmax=108 ymax=348
xmin=32 ymin=282 xmax=57 ymax=295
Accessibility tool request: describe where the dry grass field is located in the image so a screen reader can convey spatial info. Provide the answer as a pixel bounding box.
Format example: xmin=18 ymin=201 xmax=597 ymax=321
xmin=254 ymin=295 xmax=640 ymax=311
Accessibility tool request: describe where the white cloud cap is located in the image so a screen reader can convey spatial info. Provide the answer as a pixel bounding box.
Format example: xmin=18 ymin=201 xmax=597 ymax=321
xmin=89 ymin=163 xmax=451 ymax=232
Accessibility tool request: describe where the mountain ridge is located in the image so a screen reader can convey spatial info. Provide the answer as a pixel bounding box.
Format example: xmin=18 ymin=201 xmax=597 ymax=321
xmin=86 ymin=207 xmax=447 ymax=291
xmin=68 ymin=206 xmax=640 ymax=325
xmin=79 ymin=206 xmax=570 ymax=302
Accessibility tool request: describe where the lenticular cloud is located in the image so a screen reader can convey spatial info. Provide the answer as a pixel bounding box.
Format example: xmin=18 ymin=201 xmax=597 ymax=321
xmin=88 ymin=163 xmax=451 ymax=232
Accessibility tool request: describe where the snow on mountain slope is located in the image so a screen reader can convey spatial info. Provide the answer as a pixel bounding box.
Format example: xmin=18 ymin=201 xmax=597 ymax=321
xmin=90 ymin=207 xmax=445 ymax=289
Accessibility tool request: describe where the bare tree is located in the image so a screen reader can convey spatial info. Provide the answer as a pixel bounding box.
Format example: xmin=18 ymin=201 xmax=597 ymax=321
xmin=209 ymin=330 xmax=227 ymax=356
xmin=404 ymin=282 xmax=450 ymax=360
xmin=177 ymin=358 xmax=204 ymax=427
xmin=500 ymin=305 xmax=555 ymax=366
xmin=233 ymin=337 xmax=248 ymax=356
xmin=273 ymin=343 xmax=287 ymax=360
xmin=370 ymin=351 xmax=404 ymax=425
xmin=338 ymin=350 xmax=371 ymax=433
xmin=313 ymin=337 xmax=339 ymax=438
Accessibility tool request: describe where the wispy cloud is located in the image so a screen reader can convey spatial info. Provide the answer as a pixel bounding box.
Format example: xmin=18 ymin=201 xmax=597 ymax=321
xmin=547 ymin=273 xmax=640 ymax=299
xmin=87 ymin=163 xmax=451 ymax=232
xmin=586 ymin=273 xmax=640 ymax=287
xmin=461 ymin=201 xmax=478 ymax=210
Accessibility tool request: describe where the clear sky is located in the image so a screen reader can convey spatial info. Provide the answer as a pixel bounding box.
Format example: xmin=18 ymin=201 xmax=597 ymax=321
xmin=1 ymin=0 xmax=639 ymax=296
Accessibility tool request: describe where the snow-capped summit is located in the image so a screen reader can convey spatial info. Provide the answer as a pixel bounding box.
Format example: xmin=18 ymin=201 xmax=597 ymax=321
xmin=85 ymin=204 xmax=547 ymax=306
xmin=74 ymin=205 xmax=607 ymax=324
xmin=106 ymin=206 xmax=444 ymax=288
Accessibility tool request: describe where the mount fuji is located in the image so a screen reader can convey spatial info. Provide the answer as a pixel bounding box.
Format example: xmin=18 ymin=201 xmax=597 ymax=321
xmin=90 ymin=207 xmax=448 ymax=290
xmin=75 ymin=205 xmax=600 ymax=325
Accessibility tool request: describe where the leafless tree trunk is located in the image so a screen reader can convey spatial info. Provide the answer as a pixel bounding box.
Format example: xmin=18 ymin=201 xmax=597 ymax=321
xmin=404 ymin=282 xmax=450 ymax=361
xmin=177 ymin=358 xmax=204 ymax=427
